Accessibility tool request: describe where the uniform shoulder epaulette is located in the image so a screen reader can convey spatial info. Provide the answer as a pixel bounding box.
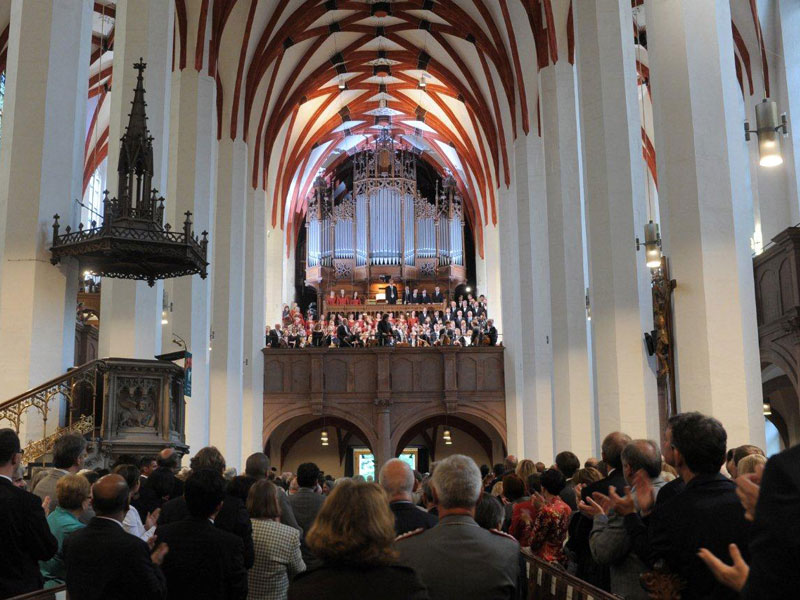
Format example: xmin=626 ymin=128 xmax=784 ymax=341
xmin=395 ymin=527 xmax=425 ymax=542
xmin=489 ymin=528 xmax=517 ymax=542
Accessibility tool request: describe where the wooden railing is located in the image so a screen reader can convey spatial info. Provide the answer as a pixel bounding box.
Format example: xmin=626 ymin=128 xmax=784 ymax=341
xmin=521 ymin=549 xmax=620 ymax=600
xmin=8 ymin=585 xmax=67 ymax=599
xmin=0 ymin=360 xmax=105 ymax=461
xmin=322 ymin=301 xmax=447 ymax=315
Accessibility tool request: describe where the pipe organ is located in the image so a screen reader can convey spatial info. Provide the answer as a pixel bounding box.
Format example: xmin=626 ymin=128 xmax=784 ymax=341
xmin=305 ymin=130 xmax=466 ymax=298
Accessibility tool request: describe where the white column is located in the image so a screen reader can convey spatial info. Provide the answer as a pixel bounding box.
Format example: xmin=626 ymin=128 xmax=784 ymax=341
xmin=513 ymin=134 xmax=554 ymax=461
xmin=164 ymin=68 xmax=216 ymax=454
xmin=646 ymin=0 xmax=764 ymax=447
xmin=775 ymin=0 xmax=800 ymax=224
xmin=483 ymin=223 xmax=503 ymax=334
xmin=574 ymin=0 xmax=658 ymax=440
xmin=98 ymin=0 xmax=174 ymax=359
xmin=0 ymin=0 xmax=91 ymax=436
xmin=209 ymin=137 xmax=247 ymax=467
xmin=541 ymin=62 xmax=595 ymax=460
xmin=282 ymin=240 xmax=296 ymax=306
xmin=265 ymin=226 xmax=284 ymax=328
xmin=242 ymin=185 xmax=266 ymax=458
xmin=474 ymin=246 xmax=487 ymax=296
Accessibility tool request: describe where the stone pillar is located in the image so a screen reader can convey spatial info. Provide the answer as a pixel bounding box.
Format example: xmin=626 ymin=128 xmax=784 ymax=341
xmin=164 ymin=67 xmax=216 ymax=455
xmin=514 ymin=134 xmax=555 ymax=461
xmin=264 ymin=226 xmax=284 ymax=328
xmin=242 ymin=185 xmax=266 ymax=458
xmin=98 ymin=0 xmax=174 ymax=359
xmin=374 ymin=399 xmax=392 ymax=470
xmin=540 ymin=62 xmax=595 ymax=459
xmin=0 ymin=0 xmax=91 ymax=437
xmin=209 ymin=137 xmax=248 ymax=467
xmin=574 ymin=0 xmax=658 ymax=440
xmin=646 ymin=0 xmax=764 ymax=446
xmin=282 ymin=239 xmax=296 ymax=306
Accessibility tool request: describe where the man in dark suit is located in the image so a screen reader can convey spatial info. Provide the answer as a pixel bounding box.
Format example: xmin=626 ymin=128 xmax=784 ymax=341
xmin=402 ymin=285 xmax=412 ymax=304
xmin=266 ymin=323 xmax=282 ymax=348
xmin=484 ymin=319 xmax=498 ymax=346
xmin=288 ymin=463 xmax=326 ymax=568
xmin=379 ymin=458 xmax=437 ymax=535
xmin=336 ymin=320 xmax=356 ymax=347
xmin=157 ymin=446 xmax=254 ymax=568
xmin=377 ymin=313 xmax=394 ymax=346
xmin=64 ymin=474 xmax=167 ymax=600
xmin=385 ymin=280 xmax=399 ymax=304
xmin=244 ymin=452 xmax=302 ymax=534
xmin=634 ymin=413 xmax=750 ymax=600
xmin=568 ymin=431 xmax=631 ymax=589
xmin=411 ymin=288 xmax=420 ymax=304
xmin=134 ymin=447 xmax=183 ymax=521
xmin=156 ymin=469 xmax=248 ymax=600
xmin=432 ymin=286 xmax=444 ymax=304
xmin=0 ymin=429 xmax=57 ymax=598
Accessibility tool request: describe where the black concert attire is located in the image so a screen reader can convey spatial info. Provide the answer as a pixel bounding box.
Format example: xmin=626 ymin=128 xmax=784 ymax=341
xmin=267 ymin=329 xmax=281 ymax=348
xmin=403 ymin=288 xmax=412 ymax=304
xmin=386 ymin=285 xmax=399 ymax=305
xmin=337 ymin=323 xmax=356 ymax=347
xmin=377 ymin=319 xmax=394 ymax=346
xmin=432 ymin=291 xmax=444 ymax=303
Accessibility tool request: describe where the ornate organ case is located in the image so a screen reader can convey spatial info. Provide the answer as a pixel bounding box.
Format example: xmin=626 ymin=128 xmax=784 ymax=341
xmin=306 ymin=131 xmax=466 ymax=298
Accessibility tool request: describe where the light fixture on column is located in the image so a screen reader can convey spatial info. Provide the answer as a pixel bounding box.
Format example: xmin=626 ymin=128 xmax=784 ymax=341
xmin=338 ymin=75 xmax=346 ymax=91
xmin=745 ymin=99 xmax=789 ymax=167
xmin=763 ymin=402 xmax=772 ymax=417
xmin=636 ymin=220 xmax=662 ymax=269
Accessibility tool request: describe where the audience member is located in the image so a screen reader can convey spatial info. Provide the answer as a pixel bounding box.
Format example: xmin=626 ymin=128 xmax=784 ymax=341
xmin=737 ymin=453 xmax=767 ymax=476
xmin=139 ymin=456 xmax=157 ymax=484
xmin=156 ymin=468 xmax=247 ymax=600
xmin=396 ymin=455 xmax=520 ymax=600
xmin=615 ymin=413 xmax=750 ymax=599
xmin=288 ymin=462 xmax=326 ymax=568
xmin=379 ymin=458 xmax=437 ymax=535
xmin=500 ymin=473 xmax=527 ymax=532
xmin=63 ymin=474 xmax=167 ymax=600
xmin=247 ymin=480 xmax=305 ymax=600
xmin=157 ymin=446 xmax=254 ymax=568
xmin=474 ymin=492 xmax=504 ymax=530
xmin=585 ymin=440 xmax=665 ymax=599
xmin=134 ymin=447 xmax=183 ymax=520
xmin=525 ymin=469 xmax=570 ymax=566
xmin=514 ymin=459 xmax=537 ymax=489
xmin=113 ymin=464 xmax=158 ymax=541
xmin=554 ymin=451 xmax=580 ymax=511
xmin=288 ymin=480 xmax=429 ymax=600
xmin=30 ymin=434 xmax=88 ymax=514
xmin=0 ymin=428 xmax=57 ymax=598
xmin=12 ymin=463 xmax=26 ymax=490
xmin=40 ymin=474 xmax=90 ymax=588
xmin=568 ymin=431 xmax=631 ymax=588
xmin=509 ymin=474 xmax=542 ymax=546
xmin=698 ymin=443 xmax=800 ymax=599
xmin=245 ymin=452 xmax=302 ymax=533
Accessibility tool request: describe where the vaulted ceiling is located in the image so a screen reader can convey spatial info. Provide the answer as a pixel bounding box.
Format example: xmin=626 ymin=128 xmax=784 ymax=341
xmin=0 ymin=0 xmax=775 ymax=255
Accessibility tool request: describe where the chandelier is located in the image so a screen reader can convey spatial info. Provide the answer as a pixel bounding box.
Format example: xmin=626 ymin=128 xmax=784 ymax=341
xmin=50 ymin=60 xmax=208 ymax=287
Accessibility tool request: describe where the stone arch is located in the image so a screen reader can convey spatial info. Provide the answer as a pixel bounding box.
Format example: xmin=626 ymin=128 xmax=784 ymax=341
xmin=263 ymin=403 xmax=380 ymax=458
xmin=277 ymin=416 xmax=374 ymax=468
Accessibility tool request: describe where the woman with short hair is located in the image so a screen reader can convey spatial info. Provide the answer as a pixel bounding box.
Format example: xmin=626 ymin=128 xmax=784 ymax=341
xmin=247 ymin=480 xmax=304 ymax=600
xmin=288 ymin=480 xmax=429 ymax=600
xmin=40 ymin=474 xmax=91 ymax=587
xmin=526 ymin=469 xmax=571 ymax=565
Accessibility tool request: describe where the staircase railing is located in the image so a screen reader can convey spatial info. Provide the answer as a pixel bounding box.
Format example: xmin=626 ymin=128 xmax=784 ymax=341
xmin=0 ymin=360 xmax=106 ymax=462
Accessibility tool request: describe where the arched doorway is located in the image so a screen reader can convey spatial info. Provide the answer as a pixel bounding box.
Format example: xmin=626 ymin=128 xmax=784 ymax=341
xmin=761 ymin=362 xmax=799 ymax=452
xmin=265 ymin=413 xmax=377 ymax=478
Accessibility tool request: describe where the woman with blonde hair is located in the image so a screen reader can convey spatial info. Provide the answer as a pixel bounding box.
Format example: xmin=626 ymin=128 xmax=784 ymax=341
xmin=247 ymin=480 xmax=305 ymax=600
xmin=288 ymin=480 xmax=429 ymax=599
xmin=40 ymin=474 xmax=91 ymax=587
xmin=515 ymin=459 xmax=537 ymax=492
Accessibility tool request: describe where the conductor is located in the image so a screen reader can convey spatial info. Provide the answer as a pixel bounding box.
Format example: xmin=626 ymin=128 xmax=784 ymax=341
xmin=385 ymin=280 xmax=399 ymax=305
xmin=377 ymin=313 xmax=394 ymax=346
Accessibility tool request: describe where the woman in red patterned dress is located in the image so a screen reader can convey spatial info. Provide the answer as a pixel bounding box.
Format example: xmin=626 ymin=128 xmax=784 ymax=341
xmin=526 ymin=469 xmax=571 ymax=565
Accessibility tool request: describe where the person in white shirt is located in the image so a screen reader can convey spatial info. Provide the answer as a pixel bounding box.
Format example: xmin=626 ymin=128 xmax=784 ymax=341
xmin=113 ymin=464 xmax=158 ymax=541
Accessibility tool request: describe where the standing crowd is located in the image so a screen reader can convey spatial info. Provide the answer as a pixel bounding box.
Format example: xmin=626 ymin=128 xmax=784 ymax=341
xmin=1 ymin=410 xmax=798 ymax=599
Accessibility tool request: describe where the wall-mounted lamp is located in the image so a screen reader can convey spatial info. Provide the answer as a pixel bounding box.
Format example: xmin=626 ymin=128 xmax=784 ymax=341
xmin=745 ymin=99 xmax=789 ymax=167
xmin=636 ymin=220 xmax=662 ymax=269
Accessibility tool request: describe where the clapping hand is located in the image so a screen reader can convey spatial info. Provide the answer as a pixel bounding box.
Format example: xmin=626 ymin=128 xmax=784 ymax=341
xmin=41 ymin=496 xmax=51 ymax=516
xmin=531 ymin=492 xmax=545 ymax=510
xmin=697 ymin=543 xmax=749 ymax=592
xmin=608 ymin=486 xmax=635 ymax=516
xmin=735 ymin=471 xmax=762 ymax=522
xmin=578 ymin=495 xmax=607 ymax=518
xmin=145 ymin=508 xmax=160 ymax=530
xmin=150 ymin=539 xmax=169 ymax=565
xmin=631 ymin=469 xmax=655 ymax=516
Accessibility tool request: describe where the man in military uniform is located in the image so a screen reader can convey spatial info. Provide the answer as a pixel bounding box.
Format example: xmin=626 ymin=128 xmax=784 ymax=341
xmin=396 ymin=454 xmax=520 ymax=600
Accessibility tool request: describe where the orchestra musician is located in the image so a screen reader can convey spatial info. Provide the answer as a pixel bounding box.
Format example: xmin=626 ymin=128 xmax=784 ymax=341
xmin=267 ymin=324 xmax=282 ymax=348
xmin=385 ymin=280 xmax=399 ymax=304
xmin=484 ymin=319 xmax=498 ymax=346
xmin=337 ymin=319 xmax=357 ymax=347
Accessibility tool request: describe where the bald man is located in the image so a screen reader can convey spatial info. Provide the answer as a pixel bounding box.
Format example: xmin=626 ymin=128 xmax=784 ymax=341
xmin=379 ymin=458 xmax=437 ymax=535
xmin=64 ymin=475 xmax=167 ymax=600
